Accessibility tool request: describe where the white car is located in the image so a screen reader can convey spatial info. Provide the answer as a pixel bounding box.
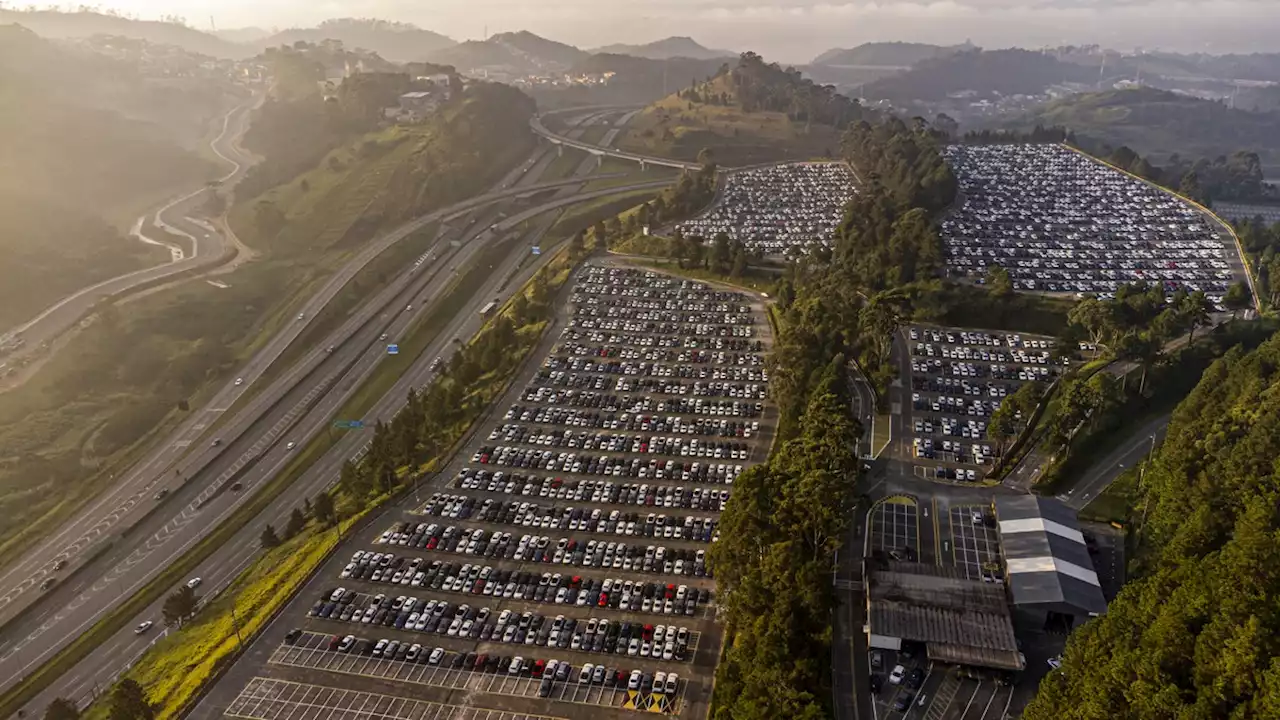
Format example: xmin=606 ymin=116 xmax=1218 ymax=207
xmin=134 ymin=620 xmax=153 ymax=634
xmin=889 ymin=665 xmax=906 ymax=685
xmin=286 ymin=441 xmax=296 ymax=451
xmin=185 ymin=577 xmax=202 ymax=589
xmin=234 ymin=377 xmax=244 ymax=386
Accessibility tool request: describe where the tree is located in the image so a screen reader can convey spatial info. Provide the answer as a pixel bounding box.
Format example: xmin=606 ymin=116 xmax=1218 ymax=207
xmin=569 ymin=229 xmax=585 ymax=258
xmin=259 ymin=524 xmax=281 ymax=548
xmin=285 ymin=508 xmax=307 ymax=537
xmin=43 ymin=698 xmax=79 ymax=720
xmin=107 ymin=680 xmax=154 ymax=720
xmin=710 ymin=233 xmax=732 ymax=274
xmin=161 ymin=586 xmax=198 ymax=627
xmin=985 ymin=265 xmax=1013 ymax=297
xmin=1225 ymin=281 xmax=1253 ymax=319
xmin=313 ymin=491 xmax=336 ymax=526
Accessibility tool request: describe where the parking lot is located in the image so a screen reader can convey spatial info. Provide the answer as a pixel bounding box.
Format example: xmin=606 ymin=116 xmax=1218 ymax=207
xmin=949 ymin=505 xmax=1000 ymax=582
xmin=226 ymin=678 xmax=566 ymax=720
xmin=868 ymin=497 xmax=919 ymax=561
xmin=222 ymin=263 xmax=773 ymax=720
xmin=941 ymin=144 xmax=1243 ymax=303
xmin=675 ymin=162 xmax=855 ymax=256
xmin=905 ymin=325 xmax=1063 ymax=479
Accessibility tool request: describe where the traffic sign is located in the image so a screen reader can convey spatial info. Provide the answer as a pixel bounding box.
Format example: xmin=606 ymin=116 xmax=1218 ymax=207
xmin=386 ymin=344 xmax=399 ymax=355
xmin=531 ymin=246 xmax=542 ymax=255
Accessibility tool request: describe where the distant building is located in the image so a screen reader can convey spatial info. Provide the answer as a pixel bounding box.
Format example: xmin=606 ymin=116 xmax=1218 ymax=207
xmin=993 ymin=496 xmax=1107 ymax=632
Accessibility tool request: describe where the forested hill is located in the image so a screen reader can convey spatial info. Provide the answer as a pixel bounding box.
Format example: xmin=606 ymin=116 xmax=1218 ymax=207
xmin=1025 ymin=334 xmax=1280 ymax=719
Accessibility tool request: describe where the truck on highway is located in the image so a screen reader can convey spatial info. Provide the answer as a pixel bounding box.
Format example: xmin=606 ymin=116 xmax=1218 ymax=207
xmin=480 ymin=300 xmax=499 ymax=318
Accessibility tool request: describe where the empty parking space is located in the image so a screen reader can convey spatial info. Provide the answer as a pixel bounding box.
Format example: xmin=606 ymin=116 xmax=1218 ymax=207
xmin=226 ymin=677 xmax=565 ymax=720
xmin=949 ymin=506 xmax=1001 ymax=581
xmin=941 ymin=144 xmax=1243 ymax=302
xmin=869 ymin=497 xmax=919 ymax=559
xmin=675 ymin=162 xmax=855 ymax=257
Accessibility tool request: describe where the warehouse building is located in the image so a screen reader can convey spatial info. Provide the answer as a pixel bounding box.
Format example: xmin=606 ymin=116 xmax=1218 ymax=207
xmin=865 ymin=562 xmax=1025 ymax=671
xmin=993 ymin=495 xmax=1107 ymax=632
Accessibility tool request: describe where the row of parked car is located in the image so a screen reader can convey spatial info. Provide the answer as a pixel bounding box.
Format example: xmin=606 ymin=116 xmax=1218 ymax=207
xmin=556 ymin=343 xmax=764 ymax=367
xmin=453 ymin=469 xmax=736 ymax=507
xmin=501 ymin=407 xmax=760 ymax=438
xmin=368 ymin=524 xmax=713 ymax=576
xmin=543 ymin=356 xmax=767 ymax=383
xmin=416 ymin=494 xmax=721 ymax=542
xmin=471 ymin=446 xmax=746 ymax=483
xmin=349 ymin=552 xmax=710 ymax=615
xmin=482 ymin=424 xmax=754 ymax=456
xmin=560 ymin=328 xmax=763 ymax=354
xmin=303 ymin=629 xmax=680 ymax=698
xmin=520 ymin=388 xmax=764 ymax=419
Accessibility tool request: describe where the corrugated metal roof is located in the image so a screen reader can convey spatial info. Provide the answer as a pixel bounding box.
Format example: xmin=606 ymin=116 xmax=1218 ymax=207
xmin=994 ymin=495 xmax=1107 ymax=616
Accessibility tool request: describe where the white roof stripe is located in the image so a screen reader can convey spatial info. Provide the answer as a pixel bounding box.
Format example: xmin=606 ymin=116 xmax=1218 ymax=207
xmin=1006 ymin=557 xmax=1101 ymax=587
xmin=998 ymin=517 xmax=1086 ymax=544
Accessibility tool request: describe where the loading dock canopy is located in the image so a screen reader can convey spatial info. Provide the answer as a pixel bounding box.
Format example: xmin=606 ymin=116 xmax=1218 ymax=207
xmin=867 ymin=562 xmax=1024 ymax=671
xmin=995 ymin=495 xmax=1107 ymax=617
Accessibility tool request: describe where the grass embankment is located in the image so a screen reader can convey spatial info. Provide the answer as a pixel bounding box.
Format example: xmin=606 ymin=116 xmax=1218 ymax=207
xmin=80 ymin=514 xmax=362 ymax=720
xmin=624 ymin=256 xmax=778 ymax=294
xmin=1080 ymin=467 xmax=1140 ymax=526
xmin=583 ymin=163 xmax=678 ymax=192
xmin=0 ymin=87 xmax=534 ymax=563
xmin=616 ymin=78 xmax=841 ymax=167
xmin=546 ymin=191 xmax=663 ymax=241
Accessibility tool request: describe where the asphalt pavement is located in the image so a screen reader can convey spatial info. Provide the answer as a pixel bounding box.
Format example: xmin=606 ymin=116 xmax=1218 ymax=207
xmin=6 ymin=110 xmax=659 ymax=712
xmin=1060 ymin=414 xmax=1169 ymax=511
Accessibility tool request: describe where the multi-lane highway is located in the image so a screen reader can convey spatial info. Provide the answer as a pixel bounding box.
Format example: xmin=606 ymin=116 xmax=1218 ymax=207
xmin=3 ymin=108 xmax=659 ymax=712
xmin=1 ymin=99 xmax=259 ymax=361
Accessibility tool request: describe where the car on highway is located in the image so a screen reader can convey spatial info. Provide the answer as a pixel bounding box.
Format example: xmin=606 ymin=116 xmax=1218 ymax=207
xmin=297 ymin=313 xmax=305 ymax=320
xmin=286 ymin=441 xmax=297 ymax=451
xmin=53 ymin=558 xmax=67 ymax=571
xmin=230 ymin=481 xmax=244 ymax=492
xmin=134 ymin=620 xmax=153 ymax=634
xmin=211 ymin=438 xmax=222 ymax=446
xmin=153 ymin=488 xmax=169 ymax=501
xmin=234 ymin=377 xmax=244 ymax=386
xmin=186 ymin=577 xmax=202 ymax=589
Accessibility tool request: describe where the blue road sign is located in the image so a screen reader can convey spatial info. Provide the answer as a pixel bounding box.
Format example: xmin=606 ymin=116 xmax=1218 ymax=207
xmin=531 ymin=246 xmax=542 ymax=255
xmin=332 ymin=420 xmax=365 ymax=429
xmin=386 ymin=344 xmax=400 ymax=355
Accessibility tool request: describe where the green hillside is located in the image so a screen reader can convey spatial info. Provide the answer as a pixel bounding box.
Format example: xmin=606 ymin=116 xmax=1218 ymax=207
xmin=616 ymin=52 xmax=871 ymax=166
xmin=1007 ymin=87 xmax=1280 ymax=171
xmin=1026 ymin=330 xmax=1280 ymax=719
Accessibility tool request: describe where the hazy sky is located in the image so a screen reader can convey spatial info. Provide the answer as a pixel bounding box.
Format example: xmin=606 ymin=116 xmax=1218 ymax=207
xmin=96 ymin=1 xmax=1280 ymax=62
